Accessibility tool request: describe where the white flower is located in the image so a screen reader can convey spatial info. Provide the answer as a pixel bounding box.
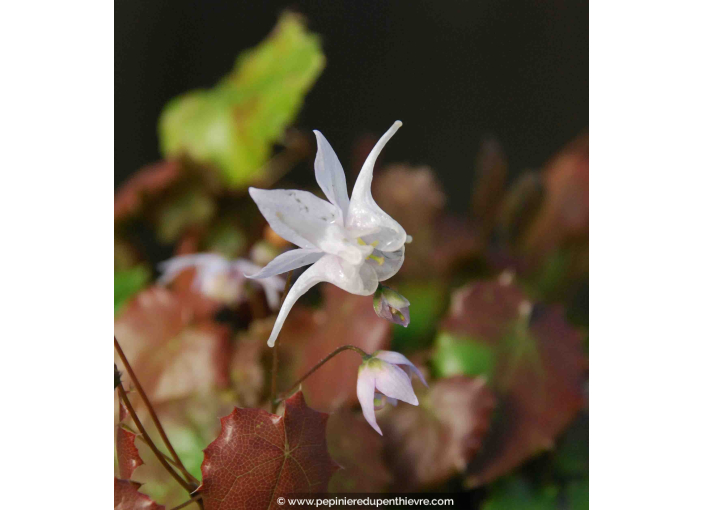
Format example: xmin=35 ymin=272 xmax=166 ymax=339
xmin=158 ymin=253 xmax=285 ymax=310
xmin=248 ymin=121 xmax=408 ymax=347
xmin=356 ymin=350 xmax=428 ymax=435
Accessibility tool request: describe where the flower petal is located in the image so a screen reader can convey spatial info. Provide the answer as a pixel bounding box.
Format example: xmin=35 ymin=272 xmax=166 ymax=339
xmin=374 ymin=361 xmax=419 ymax=405
xmin=230 ymin=258 xmax=264 ymax=277
xmin=328 ymin=256 xmax=380 ymax=296
xmin=265 ymin=254 xmax=379 ymax=347
xmin=265 ymin=259 xmax=327 ymax=347
xmin=245 ymin=248 xmax=324 ymax=279
xmin=249 ymin=187 xmax=370 ymax=266
xmin=357 ymin=365 xmax=383 ymax=435
xmin=249 ymin=188 xmax=336 ymax=249
xmin=346 ymin=121 xmax=407 ymax=251
xmin=374 ymin=351 xmax=428 ymax=387
xmin=157 ymin=253 xmax=228 ymax=285
xmin=366 ymin=246 xmax=405 ymax=281
xmin=314 ymin=130 xmax=350 ymax=218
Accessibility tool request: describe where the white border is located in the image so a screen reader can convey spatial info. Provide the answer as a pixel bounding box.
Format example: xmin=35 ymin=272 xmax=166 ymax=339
xmin=2 ymin=0 xmax=703 ymax=507
xmin=590 ymin=1 xmax=704 ymax=507
xmin=1 ymin=1 xmax=114 ymax=506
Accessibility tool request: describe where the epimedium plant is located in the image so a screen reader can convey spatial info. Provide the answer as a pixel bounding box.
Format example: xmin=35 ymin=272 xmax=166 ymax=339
xmin=115 ymin=125 xmax=424 ymax=509
xmin=114 ymin=138 xmax=589 ymax=508
xmin=115 ymin=12 xmax=588 ymax=510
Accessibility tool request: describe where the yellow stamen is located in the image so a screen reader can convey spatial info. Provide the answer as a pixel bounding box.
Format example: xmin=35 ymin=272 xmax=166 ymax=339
xmin=357 ymin=238 xmax=379 ymax=247
xmin=359 ymin=238 xmax=383 ymax=265
xmin=391 ymin=309 xmax=406 ymax=322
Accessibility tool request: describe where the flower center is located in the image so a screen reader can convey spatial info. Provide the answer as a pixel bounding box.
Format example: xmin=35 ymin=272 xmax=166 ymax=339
xmin=390 ymin=307 xmax=406 ymax=323
xmin=357 ymin=238 xmax=384 ymax=266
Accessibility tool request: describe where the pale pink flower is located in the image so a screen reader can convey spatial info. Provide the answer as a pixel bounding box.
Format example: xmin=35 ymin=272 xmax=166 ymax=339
xmin=356 ymin=350 xmax=427 ymax=435
xmin=158 ymin=253 xmax=285 ymax=309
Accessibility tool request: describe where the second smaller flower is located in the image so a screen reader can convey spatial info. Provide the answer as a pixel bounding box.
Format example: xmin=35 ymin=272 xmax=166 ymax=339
xmin=356 ymin=350 xmax=427 ymax=435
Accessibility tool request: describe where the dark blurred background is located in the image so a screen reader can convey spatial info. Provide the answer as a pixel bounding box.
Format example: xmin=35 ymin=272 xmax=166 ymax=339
xmin=115 ymin=0 xmax=588 ymax=210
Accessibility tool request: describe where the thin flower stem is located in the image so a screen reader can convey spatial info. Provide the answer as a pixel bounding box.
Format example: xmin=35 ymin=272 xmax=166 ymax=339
xmin=114 ymin=337 xmax=198 ymax=485
xmin=271 ymin=270 xmax=293 ymax=406
xmin=117 ymin=383 xmax=193 ymax=492
xmin=121 ymin=423 xmax=181 ymax=470
xmin=275 ymin=345 xmax=369 ymax=404
xmin=171 ymin=495 xmax=203 ymax=510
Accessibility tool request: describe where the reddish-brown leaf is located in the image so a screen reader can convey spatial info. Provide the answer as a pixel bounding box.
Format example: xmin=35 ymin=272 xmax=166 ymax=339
xmin=230 ymin=318 xmax=272 ymax=408
xmin=115 ymin=160 xmax=182 ymax=221
xmin=471 ymin=137 xmax=508 ymax=234
xmin=114 ymin=286 xmax=230 ymax=405
xmin=495 ymin=171 xmax=546 ymax=248
xmin=117 ymin=392 xmax=235 ymax=510
xmin=197 ymin=392 xmax=338 ymax=509
xmin=374 ymin=163 xmax=448 ymax=219
xmin=431 ymin=215 xmax=484 ymax=276
xmin=327 ymin=408 xmax=392 ymax=493
xmin=278 ymin=284 xmax=391 ymax=411
xmin=520 ymin=133 xmax=589 ymax=265
xmin=440 ymin=278 xmax=587 ymax=487
xmin=114 ymin=478 xmax=165 ymax=510
xmin=379 ymin=376 xmax=495 ymax=490
xmin=372 ymin=164 xmax=482 ymax=277
xmin=116 ymin=401 xmax=144 ymax=480
xmin=441 ymin=277 xmax=526 ymax=341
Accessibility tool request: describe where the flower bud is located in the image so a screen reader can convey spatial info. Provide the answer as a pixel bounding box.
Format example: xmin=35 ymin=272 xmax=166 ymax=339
xmin=373 ymin=285 xmax=411 ymax=327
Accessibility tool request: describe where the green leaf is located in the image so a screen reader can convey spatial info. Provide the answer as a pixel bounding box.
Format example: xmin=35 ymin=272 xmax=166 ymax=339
xmin=391 ymin=282 xmax=447 ymax=352
xmin=442 ymin=280 xmax=586 ymax=486
xmin=167 ymin=427 xmax=209 ymax=481
xmin=431 ymin=332 xmax=497 ymax=382
xmin=482 ymin=476 xmax=559 ymax=510
xmin=114 ymin=265 xmax=150 ymax=315
xmin=204 ymin=220 xmax=247 ymax=258
xmin=159 ymin=13 xmax=325 ymax=188
xmin=564 ymin=480 xmax=588 ymax=510
xmin=154 ymin=187 xmax=216 ymax=243
xmin=553 ymin=416 xmax=589 ymax=478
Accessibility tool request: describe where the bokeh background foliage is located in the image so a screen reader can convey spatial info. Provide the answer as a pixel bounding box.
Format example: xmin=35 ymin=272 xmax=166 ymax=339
xmin=159 ymin=13 xmax=324 ymax=188
xmin=115 ymin=8 xmax=587 ymax=510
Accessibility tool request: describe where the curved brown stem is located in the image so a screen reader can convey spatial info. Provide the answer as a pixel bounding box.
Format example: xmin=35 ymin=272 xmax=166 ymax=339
xmin=117 ymin=383 xmax=193 ymax=492
xmin=274 ymin=345 xmax=369 ymax=404
xmin=114 ymin=337 xmax=198 ymax=485
xmin=121 ymin=424 xmax=181 ymax=470
xmin=171 ymin=495 xmax=203 ymax=510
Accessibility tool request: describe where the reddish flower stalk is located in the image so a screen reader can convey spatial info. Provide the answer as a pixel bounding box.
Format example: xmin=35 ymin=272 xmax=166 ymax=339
xmin=274 ymin=344 xmax=369 ymax=405
xmin=114 ymin=337 xmax=198 ymax=486
xmin=121 ymin=423 xmax=182 ymax=470
xmin=170 ymin=495 xmax=203 ymax=510
xmin=116 ymin=382 xmax=192 ymax=492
